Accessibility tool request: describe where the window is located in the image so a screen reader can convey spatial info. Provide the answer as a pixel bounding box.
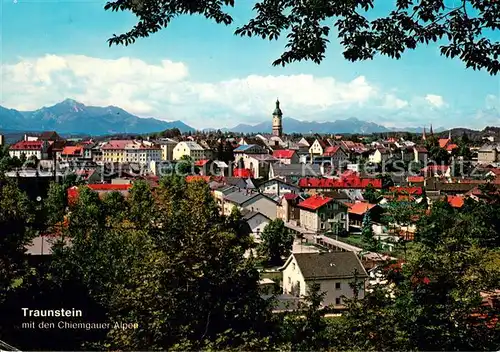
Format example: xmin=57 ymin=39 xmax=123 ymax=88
xmin=288 ymin=277 xmax=291 ymax=285
xmin=335 ymin=298 xmax=341 ymax=305
xmin=335 ymin=282 xmax=341 ymax=290
xmin=292 ymin=263 xmax=296 ymax=271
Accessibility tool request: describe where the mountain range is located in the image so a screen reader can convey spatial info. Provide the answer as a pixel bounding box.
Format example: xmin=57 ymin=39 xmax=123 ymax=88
xmin=0 ymin=99 xmax=194 ymax=135
xmin=0 ymin=99 xmax=446 ymax=136
xmin=227 ymin=117 xmax=443 ymax=134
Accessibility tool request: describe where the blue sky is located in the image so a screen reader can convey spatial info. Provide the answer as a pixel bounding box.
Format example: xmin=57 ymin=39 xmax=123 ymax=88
xmin=1 ymin=0 xmax=499 ymax=129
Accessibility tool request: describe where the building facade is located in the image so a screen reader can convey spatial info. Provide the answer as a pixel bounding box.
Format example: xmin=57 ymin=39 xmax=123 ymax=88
xmin=173 ymin=141 xmax=207 ymax=161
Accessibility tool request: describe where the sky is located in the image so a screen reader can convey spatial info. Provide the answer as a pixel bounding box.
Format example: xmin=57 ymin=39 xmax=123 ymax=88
xmin=0 ymin=0 xmax=499 ymax=130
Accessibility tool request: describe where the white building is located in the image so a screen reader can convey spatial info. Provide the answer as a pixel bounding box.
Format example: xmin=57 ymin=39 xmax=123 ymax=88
xmin=297 ymin=194 xmax=348 ymax=234
xmin=173 ymin=141 xmax=207 ymax=161
xmin=9 ymin=140 xmax=49 ymax=160
xmin=281 ymin=252 xmax=368 ymax=307
xmin=124 ymin=141 xmax=162 ymax=165
xmin=156 ymin=138 xmax=178 ymax=161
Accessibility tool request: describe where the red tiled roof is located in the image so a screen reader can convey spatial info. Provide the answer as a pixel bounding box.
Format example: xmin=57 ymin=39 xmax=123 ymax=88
xmin=186 ymin=175 xmax=211 ymax=183
xmin=67 ymin=184 xmax=132 ymax=204
xmin=438 ymin=138 xmax=450 ymax=148
xmin=447 ymin=195 xmax=464 ymax=208
xmin=408 ymin=176 xmax=425 ymax=183
xmin=233 ymin=168 xmax=253 ymax=178
xmin=324 ymin=146 xmax=340 ymax=156
xmin=488 ymin=168 xmax=500 ymax=176
xmin=88 ymin=184 xmax=132 ymax=191
xmin=446 ymin=143 xmax=458 ymax=152
xmin=195 ymin=159 xmax=210 ymax=166
xmin=348 ymin=202 xmax=376 ymax=215
xmin=298 ymin=194 xmax=333 ymax=211
xmin=389 ymin=186 xmax=423 ymax=195
xmin=9 ymin=140 xmax=44 ymax=150
xmin=101 ymin=140 xmax=131 ymax=150
xmin=61 ymin=146 xmax=82 ymax=156
xmin=283 ymin=193 xmax=299 ymax=201
xmin=298 ymin=177 xmax=382 ymax=189
xmin=273 ymin=149 xmax=296 ymax=159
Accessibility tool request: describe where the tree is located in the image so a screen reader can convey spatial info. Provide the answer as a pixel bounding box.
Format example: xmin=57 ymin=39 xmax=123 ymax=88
xmin=280 ymin=283 xmax=329 ymax=351
xmin=44 ymin=182 xmax=67 ymax=230
xmin=49 ymin=175 xmax=275 ymax=350
xmin=0 ymin=182 xmax=34 ymax=304
xmin=428 ymin=146 xmax=450 ymax=164
xmin=177 ymin=155 xmax=199 ymax=175
xmin=105 ymin=0 xmax=500 ymax=75
xmin=259 ymin=219 xmax=294 ymax=266
xmin=361 ymin=212 xmax=377 ymax=251
xmin=363 ymin=183 xmax=378 ymax=203
xmin=128 ymin=180 xmax=155 ymax=228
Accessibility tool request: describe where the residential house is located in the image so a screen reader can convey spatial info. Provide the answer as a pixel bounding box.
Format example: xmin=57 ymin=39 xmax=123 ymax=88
xmin=195 ymin=159 xmax=213 ymax=176
xmin=241 ymin=210 xmax=271 ymax=242
xmin=298 ymin=175 xmax=382 ymax=194
xmin=9 ymin=140 xmax=49 ymax=160
xmin=24 ymin=131 xmax=62 ymax=142
xmin=272 ymin=149 xmax=299 ymax=164
xmin=269 ymin=163 xmax=322 ymax=183
xmin=233 ymin=143 xmax=268 ymax=156
xmin=101 ymin=140 xmax=130 ymax=163
xmin=225 ymin=176 xmax=258 ymax=189
xmin=124 ymin=141 xmax=162 ymax=165
xmin=258 ymin=178 xmax=300 ymax=197
xmin=277 ymin=193 xmax=302 ymax=223
xmin=281 ymin=252 xmax=368 ymax=307
xmin=223 ymin=189 xmax=278 ymax=220
xmin=212 ymin=160 xmax=229 ymax=176
xmin=309 ymin=138 xmax=328 ymax=156
xmin=369 ymin=148 xmax=391 ymax=164
xmin=157 ymin=138 xmax=178 ymax=160
xmin=420 ymin=165 xmax=451 ymax=177
xmin=297 ymin=194 xmax=348 ymax=234
xmin=413 ymin=146 xmax=428 ymax=163
xmin=323 ymin=146 xmax=349 ymax=165
xmin=60 ymin=146 xmax=83 ymax=161
xmin=212 ymin=184 xmax=239 ymax=210
xmin=347 ymin=202 xmax=384 ymax=235
xmin=244 ymin=154 xmax=278 ymax=178
xmin=173 ymin=141 xmax=208 ymax=161
xmin=198 ymin=139 xmax=216 ymax=160
xmin=477 ymin=143 xmax=500 ymax=164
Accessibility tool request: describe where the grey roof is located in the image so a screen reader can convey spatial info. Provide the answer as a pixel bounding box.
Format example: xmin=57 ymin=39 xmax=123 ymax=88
xmin=259 ymin=178 xmax=300 ymax=190
xmin=225 ymin=177 xmax=255 ymax=189
xmin=272 ymin=163 xmax=321 ymax=177
xmin=224 ymin=189 xmax=261 ymax=205
xmin=217 ymin=185 xmax=238 ymax=194
xmin=214 ymin=160 xmax=229 ymax=168
xmin=241 ymin=210 xmax=270 ymax=221
xmin=291 ymin=252 xmax=368 ymax=280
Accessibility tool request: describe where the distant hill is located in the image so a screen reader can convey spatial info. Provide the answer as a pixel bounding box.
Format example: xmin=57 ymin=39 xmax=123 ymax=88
xmin=0 ymin=99 xmax=195 ymax=135
xmin=229 ymin=117 xmax=441 ymax=134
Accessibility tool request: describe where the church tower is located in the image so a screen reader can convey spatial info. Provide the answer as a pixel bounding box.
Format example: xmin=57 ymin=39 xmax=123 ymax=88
xmin=272 ymin=98 xmax=283 ymax=137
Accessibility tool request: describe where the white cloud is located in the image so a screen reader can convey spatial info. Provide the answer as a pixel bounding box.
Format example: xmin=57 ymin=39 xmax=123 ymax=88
xmin=0 ymin=54 xmax=455 ymax=129
xmin=383 ymin=94 xmax=408 ymax=109
xmin=425 ymin=94 xmax=446 ymax=108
